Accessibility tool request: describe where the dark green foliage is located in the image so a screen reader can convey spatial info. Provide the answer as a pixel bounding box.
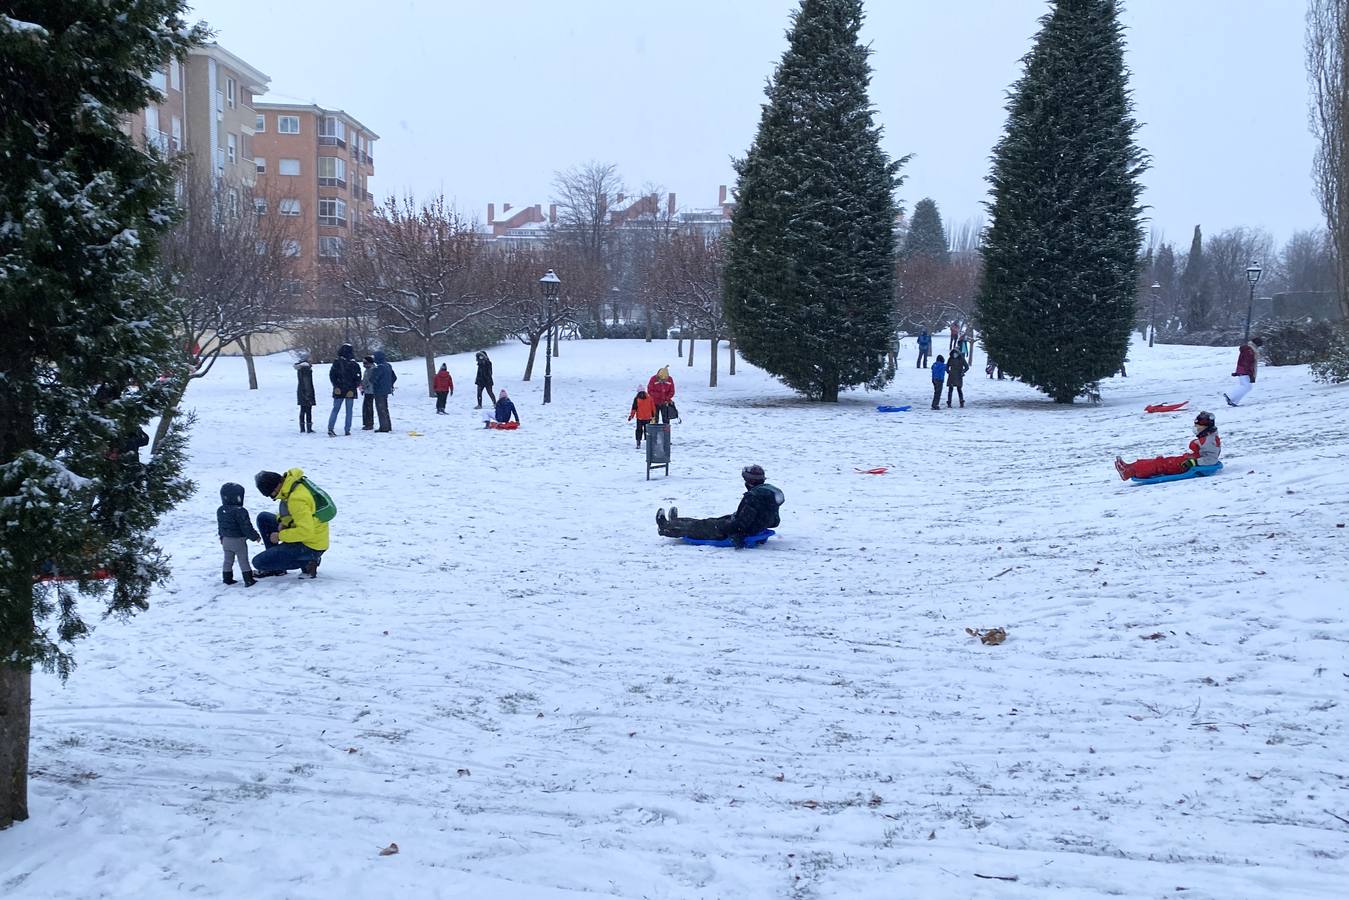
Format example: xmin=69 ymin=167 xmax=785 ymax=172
xmin=1262 ymin=319 xmax=1344 ymax=367
xmin=975 ymin=0 xmax=1147 ymax=403
xmin=0 ymin=2 xmax=203 ymax=675
xmin=724 ymin=0 xmax=904 ymax=402
xmin=1181 ymin=226 xmax=1211 ymax=330
xmin=903 ymin=198 xmax=949 ymax=263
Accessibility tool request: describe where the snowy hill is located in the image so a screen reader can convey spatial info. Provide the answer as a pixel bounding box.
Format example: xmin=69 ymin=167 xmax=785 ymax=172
xmin=3 ymin=337 xmax=1347 ymax=899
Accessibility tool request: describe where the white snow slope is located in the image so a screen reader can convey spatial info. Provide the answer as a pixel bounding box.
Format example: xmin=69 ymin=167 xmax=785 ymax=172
xmin=2 ymin=337 xmax=1346 ymax=900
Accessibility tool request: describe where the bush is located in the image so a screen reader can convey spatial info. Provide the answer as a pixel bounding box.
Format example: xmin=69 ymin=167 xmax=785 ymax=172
xmin=1260 ymin=319 xmax=1342 ymax=366
xmin=1311 ymin=333 xmax=1349 ymax=383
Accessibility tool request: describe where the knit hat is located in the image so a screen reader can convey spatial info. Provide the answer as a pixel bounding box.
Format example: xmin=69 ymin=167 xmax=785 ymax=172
xmin=363 ymin=355 xmax=375 ymax=365
xmin=498 ymin=388 xmax=508 ymax=399
xmin=741 ymin=464 xmax=766 ymax=485
xmin=656 ymin=366 xmax=670 ymax=380
xmin=254 ymin=470 xmax=284 ymax=498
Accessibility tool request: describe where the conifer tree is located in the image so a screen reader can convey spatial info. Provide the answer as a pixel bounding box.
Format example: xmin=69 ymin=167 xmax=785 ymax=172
xmin=975 ymin=0 xmax=1147 ymax=403
xmin=1180 ymin=225 xmax=1212 ymax=330
xmin=724 ymin=0 xmax=904 ymax=402
xmin=0 ymin=2 xmax=202 ymax=827
xmin=903 ymin=198 xmax=949 ymax=264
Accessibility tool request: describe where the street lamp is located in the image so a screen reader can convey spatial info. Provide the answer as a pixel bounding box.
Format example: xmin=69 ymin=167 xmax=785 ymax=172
xmin=1149 ymin=281 xmax=1161 ymax=348
xmin=1243 ymin=260 xmax=1263 ymax=342
xmin=539 ymin=269 xmax=561 ymax=404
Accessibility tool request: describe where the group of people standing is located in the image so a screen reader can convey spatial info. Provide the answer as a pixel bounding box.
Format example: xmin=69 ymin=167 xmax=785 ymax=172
xmin=298 ymin=344 xmax=399 ymax=436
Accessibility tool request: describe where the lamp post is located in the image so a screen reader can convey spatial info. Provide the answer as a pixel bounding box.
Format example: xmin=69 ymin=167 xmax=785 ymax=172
xmin=539 ymin=269 xmax=561 ymax=404
xmin=1149 ymin=281 xmax=1160 ymax=348
xmin=1243 ymin=260 xmax=1263 ymax=342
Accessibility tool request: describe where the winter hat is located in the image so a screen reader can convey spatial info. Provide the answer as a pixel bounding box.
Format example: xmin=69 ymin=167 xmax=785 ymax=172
xmin=656 ymin=366 xmax=670 ymax=381
xmin=741 ymin=464 xmax=766 ymax=485
xmin=439 ymin=363 xmax=448 ymax=371
xmin=498 ymin=388 xmax=508 ymax=399
xmin=338 ymin=344 xmax=354 ymax=360
xmin=255 ymin=470 xmax=284 ymax=499
xmin=363 ymin=355 xmax=375 ymax=365
xmin=373 ymin=350 xmax=387 ymax=365
xmin=219 ymin=482 xmax=245 ymax=506
xmin=297 ymin=350 xmax=310 ymax=362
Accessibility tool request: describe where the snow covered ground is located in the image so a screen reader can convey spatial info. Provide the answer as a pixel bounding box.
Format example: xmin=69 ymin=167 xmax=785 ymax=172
xmin=3 ymin=336 xmax=1347 ymax=899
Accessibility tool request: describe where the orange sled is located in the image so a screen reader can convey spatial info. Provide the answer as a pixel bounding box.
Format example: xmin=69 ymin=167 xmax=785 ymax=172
xmin=485 ymin=421 xmax=519 ymax=430
xmin=1144 ymin=401 xmax=1189 ymax=413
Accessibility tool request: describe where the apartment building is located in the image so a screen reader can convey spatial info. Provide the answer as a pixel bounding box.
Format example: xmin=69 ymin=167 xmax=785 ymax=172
xmin=252 ymin=103 xmax=379 ymax=306
xmin=184 ymin=45 xmax=270 ymax=193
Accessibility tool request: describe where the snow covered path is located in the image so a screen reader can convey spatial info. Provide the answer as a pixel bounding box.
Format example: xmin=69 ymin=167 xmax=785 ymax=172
xmin=3 ymin=338 xmax=1347 ymax=899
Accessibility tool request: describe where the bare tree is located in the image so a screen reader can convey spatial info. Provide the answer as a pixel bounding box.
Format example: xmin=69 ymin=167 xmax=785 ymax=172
xmin=1281 ymin=228 xmax=1338 ymax=293
xmin=154 ymin=170 xmax=294 ymax=451
xmin=654 ymin=230 xmax=732 ymax=386
xmin=1308 ymin=0 xmax=1349 ymax=319
xmin=1206 ymin=226 xmax=1275 ymax=326
xmin=552 ymin=161 xmax=623 ymax=333
xmin=483 ymin=245 xmax=577 ymax=380
xmin=341 ymin=195 xmax=497 ymax=395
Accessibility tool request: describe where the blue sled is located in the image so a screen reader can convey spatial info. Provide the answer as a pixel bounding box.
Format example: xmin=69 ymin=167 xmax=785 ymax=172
xmin=1130 ymin=461 xmax=1223 ymax=485
xmin=876 ymin=405 xmax=911 ymax=413
xmin=682 ymin=529 xmax=775 ymax=548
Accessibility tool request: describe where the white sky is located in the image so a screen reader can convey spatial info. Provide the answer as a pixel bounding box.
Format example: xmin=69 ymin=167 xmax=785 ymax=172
xmin=187 ymin=0 xmax=1322 ymax=247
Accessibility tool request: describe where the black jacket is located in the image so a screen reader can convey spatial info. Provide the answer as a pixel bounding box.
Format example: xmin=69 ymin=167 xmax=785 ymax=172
xmin=728 ymin=483 xmax=783 ymax=538
xmin=296 ymin=362 xmax=316 ymax=406
xmin=945 ymin=351 xmax=969 ymax=387
xmin=217 ymin=483 xmax=261 ymax=541
xmin=475 ymin=354 xmax=493 ymax=387
xmin=329 ymin=344 xmax=361 ymax=398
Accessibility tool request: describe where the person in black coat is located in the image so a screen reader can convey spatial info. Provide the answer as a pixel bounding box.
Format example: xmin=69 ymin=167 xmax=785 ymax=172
xmin=474 ymin=350 xmax=496 ymax=409
xmin=295 ymin=352 xmax=316 ymax=433
xmin=326 ymin=343 xmax=361 ymax=436
xmin=945 ymin=348 xmax=969 ymax=408
xmin=656 ymin=465 xmax=784 ymax=545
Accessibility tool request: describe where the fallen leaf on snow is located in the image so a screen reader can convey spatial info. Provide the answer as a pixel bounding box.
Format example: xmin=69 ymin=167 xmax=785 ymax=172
xmin=966 ymin=627 xmax=1006 ymax=645
xmin=378 ymin=843 xmax=399 ymax=857
xmin=1141 ymin=632 xmax=1166 ymax=640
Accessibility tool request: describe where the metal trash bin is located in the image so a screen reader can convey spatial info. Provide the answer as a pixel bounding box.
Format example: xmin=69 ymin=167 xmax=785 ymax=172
xmin=645 ymin=422 xmax=670 ymax=480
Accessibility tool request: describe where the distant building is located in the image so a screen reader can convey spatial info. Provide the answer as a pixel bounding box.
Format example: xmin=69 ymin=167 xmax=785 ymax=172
xmin=481 ymin=186 xmax=736 ymax=245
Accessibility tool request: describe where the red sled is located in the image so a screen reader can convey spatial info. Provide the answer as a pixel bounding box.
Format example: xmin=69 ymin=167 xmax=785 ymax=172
xmin=853 ymin=466 xmax=889 ymax=475
xmin=1144 ymin=401 xmax=1189 ymax=413
xmin=34 ymin=567 xmax=114 ymax=584
xmin=486 ymin=421 xmax=519 ymax=430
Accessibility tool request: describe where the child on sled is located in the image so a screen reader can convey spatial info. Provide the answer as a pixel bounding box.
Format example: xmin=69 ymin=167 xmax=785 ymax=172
xmin=1114 ymin=411 xmax=1221 ymax=480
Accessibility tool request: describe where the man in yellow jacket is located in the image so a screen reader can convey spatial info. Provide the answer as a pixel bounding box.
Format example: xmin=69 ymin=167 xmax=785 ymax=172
xmin=251 ymin=468 xmax=328 ymax=577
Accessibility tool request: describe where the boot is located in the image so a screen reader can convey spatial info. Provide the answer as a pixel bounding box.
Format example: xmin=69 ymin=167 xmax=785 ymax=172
xmin=668 ymin=506 xmax=678 ymax=520
xmin=328 ymin=430 xmax=337 ymax=437
xmin=1114 ymin=456 xmax=1133 ymax=481
xmin=222 ymin=571 xmax=235 ymax=585
xmin=301 ymin=559 xmax=319 ymax=579
xmin=242 ymin=571 xmax=257 ymax=587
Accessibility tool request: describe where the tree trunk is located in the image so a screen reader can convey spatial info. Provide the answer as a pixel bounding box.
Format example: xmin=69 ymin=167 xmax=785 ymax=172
xmin=729 ymin=337 xmax=737 ymax=375
xmin=677 ymin=334 xmax=684 ymax=357
xmin=552 ymin=326 xmax=560 ymax=358
xmin=708 ymin=335 xmax=719 ymax=387
xmin=240 ymin=335 xmax=258 ymax=390
xmin=523 ymin=335 xmax=540 ymax=381
xmin=687 ymin=334 xmax=696 ymax=367
xmin=151 ymin=379 xmax=189 ymax=455
xmin=424 ymin=338 xmax=437 ymax=397
xmin=644 ymin=301 xmax=653 ymax=342
xmin=0 ymin=663 xmax=32 ymax=829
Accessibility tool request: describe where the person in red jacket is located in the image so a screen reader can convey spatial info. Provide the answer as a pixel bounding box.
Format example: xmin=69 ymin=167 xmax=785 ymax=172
xmin=627 ymin=389 xmax=656 ymax=448
xmin=432 ymin=363 xmax=454 ymax=414
xmin=1114 ymin=411 xmax=1222 ymax=480
xmin=647 ymin=366 xmax=676 ymax=424
xmin=1225 ymin=336 xmax=1263 ymax=407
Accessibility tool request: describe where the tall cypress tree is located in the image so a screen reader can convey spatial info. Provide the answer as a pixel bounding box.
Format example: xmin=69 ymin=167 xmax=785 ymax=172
xmin=724 ymin=0 xmax=904 ymax=402
xmin=976 ymin=0 xmax=1147 ymax=403
xmin=0 ymin=2 xmax=202 ymax=827
xmin=1180 ymin=225 xmax=1212 ymax=330
xmin=903 ymin=198 xmax=949 ymax=264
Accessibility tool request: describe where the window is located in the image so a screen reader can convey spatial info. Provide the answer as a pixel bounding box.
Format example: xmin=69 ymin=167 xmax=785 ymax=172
xmin=278 ymin=158 xmax=300 ymax=176
xmin=227 ymin=133 xmax=237 ymax=165
xmin=254 ymin=198 xmax=267 ymax=216
xmin=319 ymin=236 xmax=346 ymax=257
xmin=279 ymin=198 xmax=301 ymax=216
xmin=319 ymin=116 xmax=346 ymax=147
xmin=226 ymin=189 xmax=239 ymax=219
xmin=170 ymin=116 xmax=182 ymax=152
xmin=318 ymin=198 xmax=347 ymax=226
xmin=282 ymin=240 xmax=301 ymax=257
xmin=255 ymin=157 xmax=266 ymax=175
xmin=255 ymin=240 xmax=268 ymax=256
xmin=215 ymin=90 xmax=224 ymax=114
xmin=278 ymin=115 xmax=300 ymax=134
xmin=149 ymin=68 xmax=166 ymax=92
xmin=255 ymin=113 xmax=265 ymax=132
xmin=214 ymin=147 xmax=224 ymax=176
xmin=318 ymin=156 xmax=346 ymax=186
xmin=170 ymin=60 xmax=181 ymax=91
xmin=282 ymin=279 xmax=305 ymax=296
xmin=226 ymin=77 xmax=236 ymax=109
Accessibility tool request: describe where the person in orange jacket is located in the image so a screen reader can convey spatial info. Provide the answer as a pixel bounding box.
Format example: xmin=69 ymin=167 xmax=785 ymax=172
xmin=627 ymin=389 xmax=656 ymax=448
xmin=432 ymin=363 xmax=454 ymax=414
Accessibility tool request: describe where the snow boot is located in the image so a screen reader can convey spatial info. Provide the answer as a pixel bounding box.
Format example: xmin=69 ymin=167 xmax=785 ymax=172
xmin=1223 ymin=393 xmax=1236 ymax=407
xmin=328 ymin=430 xmax=337 ymax=437
xmin=655 ymin=508 xmax=667 ymax=527
xmin=668 ymin=506 xmax=678 ymax=520
xmin=1114 ymin=456 xmax=1133 ymax=481
xmin=301 ymin=559 xmax=320 ymax=579
xmin=222 ymin=571 xmax=235 ymax=585
xmin=242 ymin=571 xmax=257 ymax=587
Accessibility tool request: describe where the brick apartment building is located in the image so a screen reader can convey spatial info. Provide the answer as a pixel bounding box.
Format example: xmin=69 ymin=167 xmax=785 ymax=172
xmin=252 ymin=103 xmax=379 ymax=307
xmin=484 ymin=186 xmax=735 ymax=246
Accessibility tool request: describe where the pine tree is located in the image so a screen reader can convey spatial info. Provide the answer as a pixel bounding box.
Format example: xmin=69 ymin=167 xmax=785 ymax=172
xmin=0 ymin=3 xmax=202 ymax=827
xmin=902 ymin=198 xmax=949 ymax=264
xmin=1180 ymin=225 xmax=1212 ymax=330
xmin=975 ymin=0 xmax=1147 ymax=403
xmin=724 ymin=0 xmax=904 ymax=402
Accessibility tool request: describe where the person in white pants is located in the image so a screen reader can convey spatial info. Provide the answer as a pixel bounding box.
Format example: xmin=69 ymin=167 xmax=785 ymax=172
xmin=1225 ymin=337 xmax=1263 ymax=407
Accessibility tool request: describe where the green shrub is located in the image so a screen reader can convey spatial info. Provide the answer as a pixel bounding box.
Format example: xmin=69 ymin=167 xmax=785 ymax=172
xmin=1260 ymin=319 xmax=1342 ymax=366
xmin=1311 ymin=334 xmax=1349 ymax=383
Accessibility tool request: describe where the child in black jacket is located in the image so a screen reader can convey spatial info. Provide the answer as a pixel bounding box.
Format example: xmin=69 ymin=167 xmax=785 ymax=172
xmin=217 ymin=482 xmax=262 ymax=586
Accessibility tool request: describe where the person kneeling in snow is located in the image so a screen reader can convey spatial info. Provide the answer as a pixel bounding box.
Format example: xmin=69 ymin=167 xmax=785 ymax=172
xmin=251 ymin=469 xmax=328 ymax=577
xmin=1114 ymin=411 xmax=1221 ymax=481
xmin=656 ymin=464 xmax=784 ymax=545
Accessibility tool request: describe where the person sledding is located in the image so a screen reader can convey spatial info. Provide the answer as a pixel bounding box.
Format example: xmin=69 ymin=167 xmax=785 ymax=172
xmin=484 ymin=388 xmax=520 ymax=429
xmin=1114 ymin=411 xmax=1221 ymax=481
xmin=251 ymin=469 xmax=328 ymax=577
xmin=656 ymin=464 xmax=784 ymax=546
xmin=647 ymin=366 xmax=677 ymax=424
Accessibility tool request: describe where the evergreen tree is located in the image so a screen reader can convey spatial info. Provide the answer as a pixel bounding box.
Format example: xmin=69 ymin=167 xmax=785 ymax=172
xmin=724 ymin=0 xmax=904 ymax=402
xmin=0 ymin=2 xmax=202 ymax=827
xmin=902 ymin=198 xmax=949 ymax=263
xmin=975 ymin=0 xmax=1147 ymax=403
xmin=1180 ymin=225 xmax=1212 ymax=330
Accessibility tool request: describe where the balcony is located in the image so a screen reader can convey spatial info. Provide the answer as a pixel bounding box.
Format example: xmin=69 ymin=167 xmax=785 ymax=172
xmin=145 ymin=129 xmax=171 ymax=154
xmin=318 ymin=216 xmax=347 ymax=228
xmin=318 ymin=177 xmax=347 ymax=189
xmin=318 ymin=135 xmax=346 ymax=148
xmin=363 ymin=190 xmax=374 ymax=203
xmin=363 ymin=153 xmax=373 ymax=166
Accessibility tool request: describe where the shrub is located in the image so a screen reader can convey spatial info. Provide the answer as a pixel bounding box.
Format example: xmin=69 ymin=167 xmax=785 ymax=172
xmin=1260 ymin=319 xmax=1342 ymax=366
xmin=1311 ymin=332 xmax=1349 ymax=383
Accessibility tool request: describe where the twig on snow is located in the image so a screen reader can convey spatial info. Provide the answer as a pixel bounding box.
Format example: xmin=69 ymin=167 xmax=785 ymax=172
xmin=989 ymin=567 xmax=1016 ymax=580
xmin=974 ymin=873 xmax=1019 ymax=882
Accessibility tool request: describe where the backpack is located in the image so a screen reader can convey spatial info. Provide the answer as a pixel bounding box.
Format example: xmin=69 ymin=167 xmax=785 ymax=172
xmin=299 ymin=476 xmax=337 ymax=523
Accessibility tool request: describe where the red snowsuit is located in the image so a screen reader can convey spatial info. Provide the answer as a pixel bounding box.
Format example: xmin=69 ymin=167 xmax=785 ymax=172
xmin=1125 ymin=431 xmax=1221 ymax=479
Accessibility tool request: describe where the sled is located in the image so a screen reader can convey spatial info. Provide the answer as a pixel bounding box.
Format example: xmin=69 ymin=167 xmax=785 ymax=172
xmin=1130 ymin=461 xmax=1223 ymax=485
xmin=876 ymin=405 xmax=911 ymax=413
xmin=682 ymin=529 xmax=775 ymax=548
xmin=33 ymin=568 xmax=114 ymax=584
xmin=1144 ymin=400 xmax=1189 ymax=413
xmin=407 ymin=431 xmax=424 ymax=437
xmin=854 ymin=466 xmax=889 ymax=475
xmin=485 ymin=421 xmax=519 ymax=430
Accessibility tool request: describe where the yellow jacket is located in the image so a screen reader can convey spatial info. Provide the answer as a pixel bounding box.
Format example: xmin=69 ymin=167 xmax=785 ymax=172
xmin=277 ymin=468 xmax=329 ymax=551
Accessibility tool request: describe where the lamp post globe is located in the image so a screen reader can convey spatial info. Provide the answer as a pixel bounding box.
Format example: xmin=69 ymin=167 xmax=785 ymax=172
xmin=539 ymin=269 xmax=561 ymax=404
xmin=1243 ymin=260 xmax=1263 ymax=343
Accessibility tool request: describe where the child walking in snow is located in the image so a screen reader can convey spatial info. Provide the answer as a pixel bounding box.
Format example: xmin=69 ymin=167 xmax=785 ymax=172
xmin=930 ymin=355 xmax=947 ymax=410
xmin=217 ymin=482 xmax=261 ymax=586
xmin=628 ymin=389 xmax=656 ymax=448
xmin=1115 ymin=411 xmax=1221 ymax=480
xmin=433 ymin=363 xmax=454 ymax=414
